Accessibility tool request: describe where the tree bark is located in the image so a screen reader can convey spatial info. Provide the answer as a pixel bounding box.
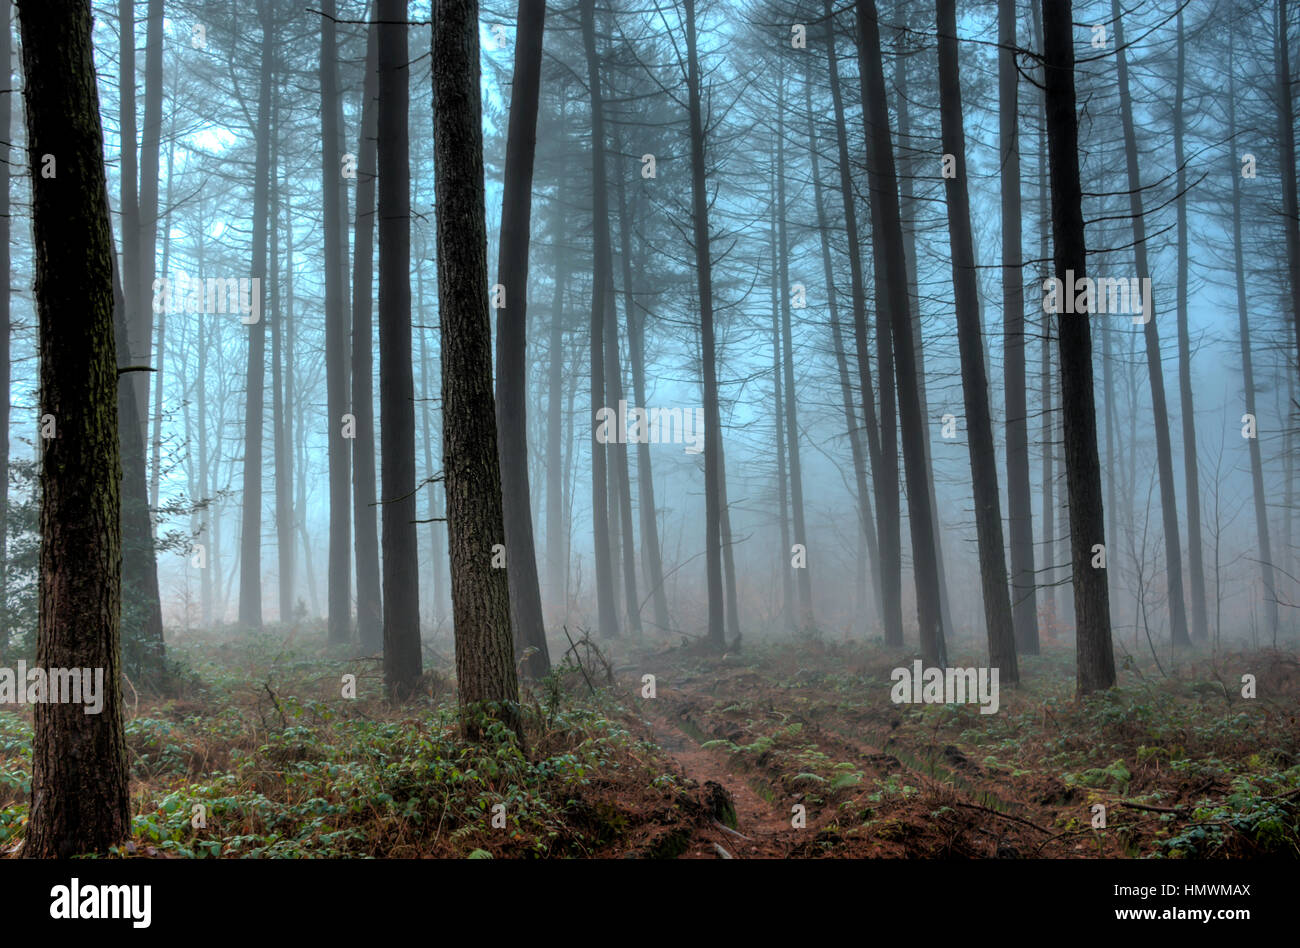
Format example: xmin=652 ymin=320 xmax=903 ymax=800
xmin=379 ymin=0 xmax=421 ymax=698
xmin=1039 ymin=0 xmax=1115 ymax=693
xmin=999 ymin=0 xmax=1038 ymax=654
xmin=352 ymin=15 xmax=381 ymax=652
xmin=1229 ymin=35 xmax=1282 ymax=641
xmin=825 ymin=0 xmax=893 ymax=641
xmin=495 ymin=0 xmax=551 ymax=678
xmin=237 ymin=0 xmax=273 ymax=629
xmin=433 ymin=0 xmax=521 ymax=738
xmin=1112 ymin=0 xmax=1190 ymax=649
xmin=855 ymin=0 xmax=946 ymax=666
xmin=937 ymin=0 xmax=1018 ymax=682
xmin=580 ymin=0 xmax=620 ymax=640
xmin=19 ymin=0 xmax=130 ymax=856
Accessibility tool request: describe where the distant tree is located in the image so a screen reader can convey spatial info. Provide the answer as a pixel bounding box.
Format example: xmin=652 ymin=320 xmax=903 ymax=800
xmin=322 ymin=0 xmax=353 ymax=645
xmin=495 ymin=0 xmax=551 ymax=679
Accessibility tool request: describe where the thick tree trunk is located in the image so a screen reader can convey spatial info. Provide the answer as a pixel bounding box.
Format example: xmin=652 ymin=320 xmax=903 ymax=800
xmin=352 ymin=17 xmax=382 ymax=652
xmin=379 ymin=0 xmax=421 ymax=698
xmin=998 ymin=0 xmax=1038 ymax=654
xmin=1039 ymin=0 xmax=1115 ymax=693
xmin=856 ymin=0 xmax=945 ymax=666
xmin=937 ymin=0 xmax=1018 ymax=682
xmin=19 ymin=0 xmax=130 ymax=856
xmin=495 ymin=0 xmax=551 ymax=678
xmin=580 ymin=0 xmax=620 ymax=640
xmin=1112 ymin=0 xmax=1190 ymax=649
xmin=270 ymin=96 xmax=293 ymax=624
xmin=433 ymin=0 xmax=521 ymax=738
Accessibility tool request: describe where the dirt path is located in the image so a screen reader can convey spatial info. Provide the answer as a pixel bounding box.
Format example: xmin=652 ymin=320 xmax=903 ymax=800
xmin=624 ymin=677 xmax=798 ymax=858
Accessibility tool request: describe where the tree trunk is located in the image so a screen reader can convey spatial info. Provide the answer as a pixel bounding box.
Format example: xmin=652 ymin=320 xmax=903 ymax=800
xmin=19 ymin=0 xmax=130 ymax=856
xmin=495 ymin=0 xmax=551 ymax=678
xmin=1278 ymin=0 xmax=1300 ymax=375
xmin=768 ymin=166 xmax=794 ymax=634
xmin=1229 ymin=36 xmax=1282 ymax=642
xmin=855 ymin=0 xmax=945 ymax=666
xmin=545 ymin=92 xmax=569 ymax=611
xmin=321 ymin=0 xmax=353 ymax=644
xmin=825 ymin=0 xmax=892 ymax=641
xmin=1039 ymin=0 xmax=1115 ymax=693
xmin=379 ymin=0 xmax=421 ymax=698
xmin=580 ymin=0 xmax=620 ymax=640
xmin=352 ymin=16 xmax=381 ymax=652
xmin=937 ymin=0 xmax=1018 ymax=682
xmin=613 ymin=124 xmax=671 ymax=635
xmin=1112 ymin=0 xmax=1190 ymax=649
xmin=999 ymin=0 xmax=1038 ymax=654
xmin=237 ymin=0 xmax=272 ymax=629
xmin=775 ymin=71 xmax=815 ymax=632
xmin=1172 ymin=9 xmax=1207 ymax=643
xmin=135 ymin=0 xmax=162 ymax=448
xmin=0 ymin=0 xmax=12 ymax=657
xmin=433 ymin=0 xmax=521 ymax=738
xmin=808 ymin=94 xmax=882 ymax=629
xmin=892 ymin=14 xmax=955 ymax=644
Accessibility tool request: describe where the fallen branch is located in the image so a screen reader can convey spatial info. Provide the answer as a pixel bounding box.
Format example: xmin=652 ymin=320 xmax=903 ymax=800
xmin=711 ymin=841 xmax=734 ymax=859
xmin=712 ymin=819 xmax=751 ymax=842
xmin=951 ymin=801 xmax=1051 ymax=835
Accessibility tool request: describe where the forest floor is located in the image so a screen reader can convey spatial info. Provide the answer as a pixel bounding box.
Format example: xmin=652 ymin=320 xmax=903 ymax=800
xmin=1 ymin=624 xmax=1298 ymax=858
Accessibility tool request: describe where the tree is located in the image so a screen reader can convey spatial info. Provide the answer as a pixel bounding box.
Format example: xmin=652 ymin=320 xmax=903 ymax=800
xmin=824 ymin=0 xmax=893 ymax=642
xmin=433 ymin=0 xmax=522 ymax=738
xmin=1039 ymin=0 xmax=1115 ymax=693
xmin=237 ymin=0 xmax=273 ymax=630
xmin=351 ymin=17 xmax=382 ymax=653
xmin=855 ymin=0 xmax=945 ymax=666
xmin=936 ymin=0 xmax=1018 ymax=683
xmin=322 ymin=0 xmax=353 ymax=645
xmin=581 ymin=0 xmax=620 ymax=640
xmin=19 ymin=0 xmax=130 ymax=856
xmin=1173 ymin=8 xmax=1208 ymax=643
xmin=495 ymin=0 xmax=551 ymax=680
xmin=683 ymin=0 xmax=726 ymax=650
xmin=1112 ymin=0 xmax=1190 ymax=649
xmin=999 ymin=0 xmax=1038 ymax=654
xmin=0 ymin=0 xmax=9 ymax=658
xmin=378 ymin=0 xmax=421 ymax=699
